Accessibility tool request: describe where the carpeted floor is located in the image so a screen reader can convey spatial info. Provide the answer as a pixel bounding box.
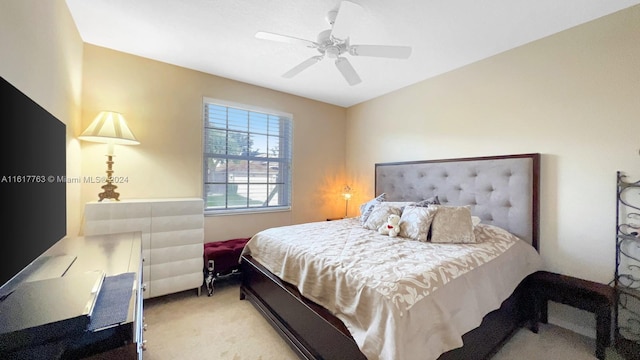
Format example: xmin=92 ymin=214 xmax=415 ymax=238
xmin=142 ymin=277 xmax=624 ymax=360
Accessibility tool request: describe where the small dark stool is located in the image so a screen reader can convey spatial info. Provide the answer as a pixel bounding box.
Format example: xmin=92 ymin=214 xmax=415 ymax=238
xmin=528 ymin=270 xmax=615 ymax=360
xmin=203 ymin=238 xmax=250 ymax=296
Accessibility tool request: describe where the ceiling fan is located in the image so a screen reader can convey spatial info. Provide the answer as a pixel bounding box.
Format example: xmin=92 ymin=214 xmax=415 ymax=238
xmin=255 ymin=1 xmax=412 ymax=86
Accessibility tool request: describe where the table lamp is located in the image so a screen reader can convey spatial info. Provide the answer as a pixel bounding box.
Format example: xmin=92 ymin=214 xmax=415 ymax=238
xmin=342 ymin=185 xmax=352 ymax=218
xmin=79 ymin=111 xmax=139 ymax=201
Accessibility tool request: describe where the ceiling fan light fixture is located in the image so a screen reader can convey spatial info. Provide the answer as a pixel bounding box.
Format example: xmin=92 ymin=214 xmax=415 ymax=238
xmin=326 ymin=46 xmax=340 ymax=59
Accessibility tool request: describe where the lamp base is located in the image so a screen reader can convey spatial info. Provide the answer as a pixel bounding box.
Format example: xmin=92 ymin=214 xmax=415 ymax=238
xmin=344 ymin=199 xmax=349 ymax=218
xmin=98 ymin=182 xmax=120 ymax=202
xmin=97 ymin=154 xmax=120 ymax=202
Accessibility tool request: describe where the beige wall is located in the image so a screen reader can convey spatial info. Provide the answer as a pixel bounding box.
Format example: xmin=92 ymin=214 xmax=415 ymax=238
xmin=80 ymin=45 xmax=347 ymax=240
xmin=346 ymin=5 xmax=640 ymax=335
xmin=0 ymin=0 xmax=84 ymax=236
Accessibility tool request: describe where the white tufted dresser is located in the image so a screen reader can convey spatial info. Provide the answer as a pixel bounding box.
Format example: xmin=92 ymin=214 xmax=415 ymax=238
xmin=83 ymin=198 xmax=204 ymax=299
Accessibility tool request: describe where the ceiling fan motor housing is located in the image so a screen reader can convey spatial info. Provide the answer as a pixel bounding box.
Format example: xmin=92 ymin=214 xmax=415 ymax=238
xmin=317 ymin=29 xmax=348 ymax=58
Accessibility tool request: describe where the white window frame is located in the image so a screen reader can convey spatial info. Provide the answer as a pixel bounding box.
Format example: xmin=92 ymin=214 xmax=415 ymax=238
xmin=202 ymin=97 xmax=293 ymax=215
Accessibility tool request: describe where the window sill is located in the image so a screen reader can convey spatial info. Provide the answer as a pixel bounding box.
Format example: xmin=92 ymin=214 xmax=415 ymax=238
xmin=205 ymin=206 xmax=291 ymax=217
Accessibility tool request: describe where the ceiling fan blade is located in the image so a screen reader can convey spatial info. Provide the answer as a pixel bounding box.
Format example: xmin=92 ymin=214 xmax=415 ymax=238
xmin=335 ymin=57 xmax=361 ymax=86
xmin=255 ymin=31 xmax=318 ymax=48
xmin=330 ymin=1 xmax=363 ymax=42
xmin=349 ymin=45 xmax=412 ymax=59
xmin=282 ymin=56 xmax=323 ymax=78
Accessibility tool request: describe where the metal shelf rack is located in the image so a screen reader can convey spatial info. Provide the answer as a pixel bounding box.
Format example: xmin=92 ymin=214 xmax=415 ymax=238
xmin=615 ymin=171 xmax=640 ymax=359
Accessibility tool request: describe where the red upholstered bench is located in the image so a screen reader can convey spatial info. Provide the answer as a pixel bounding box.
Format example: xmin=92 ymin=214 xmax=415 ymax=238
xmin=203 ymin=238 xmax=250 ymax=296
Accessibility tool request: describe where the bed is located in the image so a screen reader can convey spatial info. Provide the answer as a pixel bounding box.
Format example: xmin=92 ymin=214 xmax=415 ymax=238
xmin=239 ymin=153 xmax=542 ymax=360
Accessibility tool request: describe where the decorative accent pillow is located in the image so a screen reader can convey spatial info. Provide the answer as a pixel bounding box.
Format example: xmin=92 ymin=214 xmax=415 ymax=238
xmin=429 ymin=205 xmax=476 ymax=243
xmin=382 ymin=201 xmax=415 ymax=212
xmin=412 ymin=196 xmax=440 ymax=207
xmin=359 ymin=193 xmax=386 ymax=224
xmin=398 ymin=205 xmax=438 ymax=242
xmin=362 ymin=202 xmax=402 ymax=231
xmin=471 ymin=216 xmax=482 ymax=227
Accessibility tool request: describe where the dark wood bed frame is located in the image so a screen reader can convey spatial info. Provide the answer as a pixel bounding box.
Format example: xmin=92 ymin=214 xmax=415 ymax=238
xmin=240 ymin=153 xmax=541 ymax=360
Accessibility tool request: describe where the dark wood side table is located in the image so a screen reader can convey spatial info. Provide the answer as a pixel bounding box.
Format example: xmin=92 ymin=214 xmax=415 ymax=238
xmin=528 ymin=271 xmax=615 ymax=360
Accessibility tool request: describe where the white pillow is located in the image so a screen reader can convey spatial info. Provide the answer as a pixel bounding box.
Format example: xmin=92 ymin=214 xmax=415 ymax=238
xmin=359 ymin=193 xmax=386 ymax=224
xmin=362 ymin=202 xmax=402 ymax=231
xmin=383 ymin=201 xmax=415 ymax=212
xmin=429 ymin=205 xmax=476 ymax=244
xmin=398 ymin=205 xmax=438 ymax=242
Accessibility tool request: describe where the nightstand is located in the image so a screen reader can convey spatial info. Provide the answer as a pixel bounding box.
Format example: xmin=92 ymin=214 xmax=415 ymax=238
xmin=528 ymin=271 xmax=615 ymax=360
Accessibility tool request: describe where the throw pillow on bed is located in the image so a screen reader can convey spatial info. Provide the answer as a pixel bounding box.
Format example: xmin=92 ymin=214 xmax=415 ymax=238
xmin=359 ymin=193 xmax=386 ymax=224
xmin=382 ymin=201 xmax=415 ymax=212
xmin=429 ymin=205 xmax=476 ymax=243
xmin=362 ymin=202 xmax=402 ymax=231
xmin=398 ymin=205 xmax=438 ymax=242
xmin=412 ymin=196 xmax=440 ymax=207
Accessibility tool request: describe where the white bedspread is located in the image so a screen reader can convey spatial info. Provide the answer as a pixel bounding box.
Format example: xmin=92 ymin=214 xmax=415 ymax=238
xmin=242 ymin=218 xmax=542 ymax=360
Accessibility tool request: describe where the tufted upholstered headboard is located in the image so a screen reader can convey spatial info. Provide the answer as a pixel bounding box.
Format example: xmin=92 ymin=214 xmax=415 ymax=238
xmin=375 ymin=153 xmax=540 ymax=249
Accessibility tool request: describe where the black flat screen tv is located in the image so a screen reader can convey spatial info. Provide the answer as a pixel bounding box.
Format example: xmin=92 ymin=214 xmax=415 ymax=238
xmin=0 ymin=76 xmax=66 ymax=288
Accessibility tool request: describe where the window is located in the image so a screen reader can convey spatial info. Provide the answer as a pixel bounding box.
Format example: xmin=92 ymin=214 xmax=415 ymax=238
xmin=203 ymin=98 xmax=292 ymax=213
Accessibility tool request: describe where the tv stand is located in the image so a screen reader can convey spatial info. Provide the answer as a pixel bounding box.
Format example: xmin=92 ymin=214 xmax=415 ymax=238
xmin=0 ymin=232 xmax=144 ymax=359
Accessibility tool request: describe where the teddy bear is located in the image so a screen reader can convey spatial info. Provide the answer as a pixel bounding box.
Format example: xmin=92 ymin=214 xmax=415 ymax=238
xmin=378 ymin=213 xmax=401 ymax=237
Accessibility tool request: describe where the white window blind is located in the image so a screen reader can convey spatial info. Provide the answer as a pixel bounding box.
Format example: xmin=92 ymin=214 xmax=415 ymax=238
xmin=203 ymin=98 xmax=292 ymax=213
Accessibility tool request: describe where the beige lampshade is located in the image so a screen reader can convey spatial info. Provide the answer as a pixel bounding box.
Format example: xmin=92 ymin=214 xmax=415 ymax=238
xmin=79 ymin=111 xmax=140 ymax=145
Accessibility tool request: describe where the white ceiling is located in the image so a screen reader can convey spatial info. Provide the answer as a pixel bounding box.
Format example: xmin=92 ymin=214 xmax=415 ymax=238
xmin=65 ymin=0 xmax=640 ymax=108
